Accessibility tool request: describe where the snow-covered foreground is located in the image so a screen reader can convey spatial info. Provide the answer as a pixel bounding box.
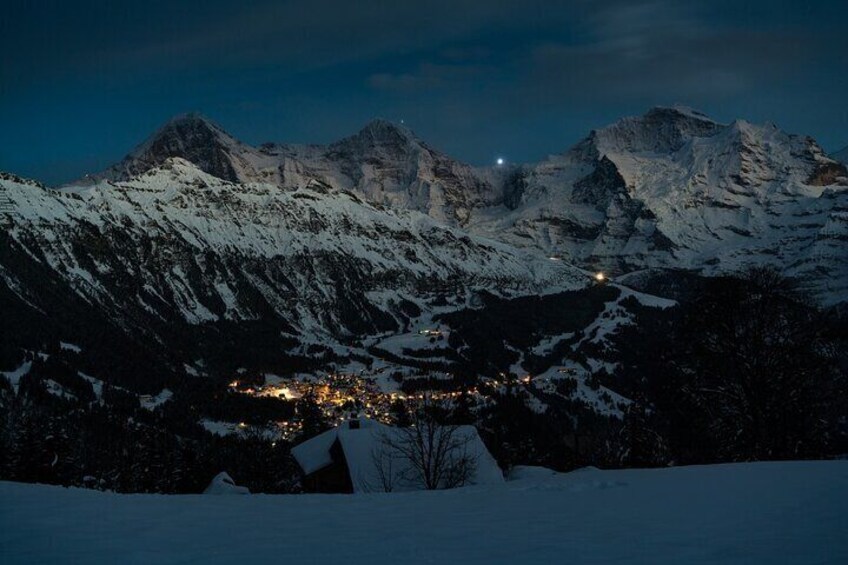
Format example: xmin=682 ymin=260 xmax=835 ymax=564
xmin=2 ymin=461 xmax=846 ymax=564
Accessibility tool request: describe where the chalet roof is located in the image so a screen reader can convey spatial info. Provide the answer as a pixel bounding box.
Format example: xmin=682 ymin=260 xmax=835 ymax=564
xmin=292 ymin=418 xmax=503 ymax=493
xmin=291 ymin=418 xmax=383 ymax=475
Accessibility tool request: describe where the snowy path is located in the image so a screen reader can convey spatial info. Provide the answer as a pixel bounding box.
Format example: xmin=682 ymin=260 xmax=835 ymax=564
xmin=1 ymin=461 xmax=846 ymax=564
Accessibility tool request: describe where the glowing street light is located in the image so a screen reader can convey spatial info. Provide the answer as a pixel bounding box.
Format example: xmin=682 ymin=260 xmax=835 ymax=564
xmin=594 ymin=272 xmax=606 ymax=282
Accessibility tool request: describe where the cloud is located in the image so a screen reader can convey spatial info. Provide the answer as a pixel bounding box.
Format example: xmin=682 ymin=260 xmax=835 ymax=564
xmin=2 ymin=0 xmax=564 ymax=82
xmin=6 ymin=0 xmax=844 ymax=94
xmin=2 ymin=0 xmax=847 ymax=181
xmin=369 ymin=62 xmax=495 ymax=92
xmin=363 ymin=0 xmax=844 ymax=115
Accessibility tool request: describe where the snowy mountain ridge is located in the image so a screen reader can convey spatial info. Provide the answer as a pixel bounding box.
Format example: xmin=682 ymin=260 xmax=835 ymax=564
xmin=469 ymin=107 xmax=848 ymax=304
xmin=84 ymin=114 xmax=499 ymax=227
xmin=71 ymin=107 xmax=847 ymax=304
xmin=2 ymin=158 xmax=587 ymax=342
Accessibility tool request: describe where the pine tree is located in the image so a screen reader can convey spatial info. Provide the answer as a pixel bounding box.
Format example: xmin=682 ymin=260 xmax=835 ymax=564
xmin=296 ymin=392 xmax=329 ymax=441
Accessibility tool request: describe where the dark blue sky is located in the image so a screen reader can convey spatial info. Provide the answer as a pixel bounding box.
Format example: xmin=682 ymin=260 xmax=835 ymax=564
xmin=2 ymin=0 xmax=847 ymax=185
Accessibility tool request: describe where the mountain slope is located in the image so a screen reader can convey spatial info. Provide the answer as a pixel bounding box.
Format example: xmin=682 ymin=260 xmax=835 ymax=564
xmin=2 ymin=159 xmax=588 ymax=384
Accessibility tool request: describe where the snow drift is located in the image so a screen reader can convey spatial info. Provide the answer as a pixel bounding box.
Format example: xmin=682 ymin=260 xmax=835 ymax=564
xmin=1 ymin=461 xmax=845 ymax=564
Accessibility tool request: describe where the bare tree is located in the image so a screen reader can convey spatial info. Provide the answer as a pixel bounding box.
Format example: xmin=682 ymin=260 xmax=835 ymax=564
xmin=369 ymin=438 xmax=400 ymax=493
xmin=371 ymin=400 xmax=479 ymax=491
xmin=675 ymin=266 xmax=844 ymax=460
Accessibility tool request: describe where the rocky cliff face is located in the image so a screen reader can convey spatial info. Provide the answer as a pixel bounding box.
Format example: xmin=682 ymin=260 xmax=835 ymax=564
xmin=88 ymin=114 xmax=254 ymax=184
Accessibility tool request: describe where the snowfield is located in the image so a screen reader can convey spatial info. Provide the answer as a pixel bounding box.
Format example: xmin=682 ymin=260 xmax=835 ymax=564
xmin=1 ymin=461 xmax=846 ymax=564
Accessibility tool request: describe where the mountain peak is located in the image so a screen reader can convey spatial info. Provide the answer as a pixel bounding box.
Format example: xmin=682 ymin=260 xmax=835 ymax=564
xmin=347 ymin=118 xmax=419 ymax=146
xmin=146 ymin=113 xmax=239 ymax=149
xmin=327 ymin=118 xmax=424 ymax=162
xmin=172 ymin=111 xmax=211 ymax=122
xmin=361 ymin=118 xmax=414 ymax=135
xmin=644 ymin=105 xmax=718 ymax=124
xmin=88 ymin=114 xmax=244 ymax=183
xmin=588 ymin=106 xmax=726 ymax=155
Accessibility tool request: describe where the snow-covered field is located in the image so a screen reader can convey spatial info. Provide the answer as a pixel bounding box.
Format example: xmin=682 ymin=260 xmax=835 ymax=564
xmin=2 ymin=461 xmax=846 ymax=564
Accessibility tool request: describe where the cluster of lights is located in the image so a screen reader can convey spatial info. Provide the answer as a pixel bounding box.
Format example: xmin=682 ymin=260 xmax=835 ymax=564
xmin=230 ymin=373 xmax=406 ymax=429
xmin=229 ymin=367 xmax=554 ymax=441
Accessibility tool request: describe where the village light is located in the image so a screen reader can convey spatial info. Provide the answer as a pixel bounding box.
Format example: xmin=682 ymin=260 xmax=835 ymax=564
xmin=595 ymin=272 xmax=605 ymax=282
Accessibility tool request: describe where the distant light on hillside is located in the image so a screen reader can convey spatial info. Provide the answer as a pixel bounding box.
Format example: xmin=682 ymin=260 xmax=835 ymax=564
xmin=496 ymin=158 xmax=504 ymax=166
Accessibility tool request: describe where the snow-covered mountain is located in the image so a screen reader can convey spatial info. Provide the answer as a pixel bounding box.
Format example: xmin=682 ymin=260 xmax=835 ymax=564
xmin=2 ymin=159 xmax=585 ymax=350
xmin=85 ymin=113 xmax=256 ymax=184
xmin=2 ymin=106 xmax=845 ymax=390
xmin=76 ymin=107 xmax=847 ymax=305
xmin=470 ymin=107 xmax=848 ymax=305
xmin=84 ymin=115 xmax=499 ymax=226
xmin=270 ymin=119 xmax=499 ymax=226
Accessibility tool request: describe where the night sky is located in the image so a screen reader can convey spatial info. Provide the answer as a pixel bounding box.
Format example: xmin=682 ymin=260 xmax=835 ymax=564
xmin=2 ymin=0 xmax=847 ymax=185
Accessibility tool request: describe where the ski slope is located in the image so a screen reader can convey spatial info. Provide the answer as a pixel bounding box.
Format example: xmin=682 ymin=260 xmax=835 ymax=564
xmin=1 ymin=461 xmax=846 ymax=564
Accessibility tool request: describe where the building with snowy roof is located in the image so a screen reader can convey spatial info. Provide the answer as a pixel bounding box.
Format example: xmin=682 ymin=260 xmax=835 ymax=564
xmin=291 ymin=418 xmax=503 ymax=493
